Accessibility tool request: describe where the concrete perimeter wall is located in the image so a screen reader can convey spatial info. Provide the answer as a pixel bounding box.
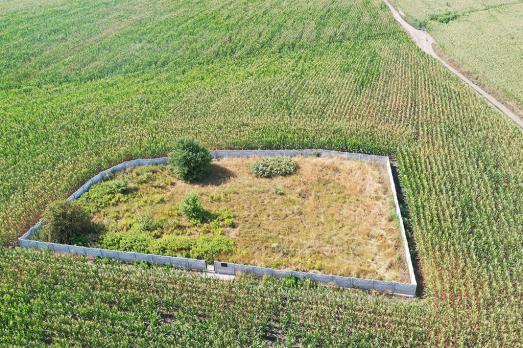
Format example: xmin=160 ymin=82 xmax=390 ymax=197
xmin=19 ymin=150 xmax=417 ymax=297
xmin=214 ymin=261 xmax=416 ymax=296
xmin=19 ymin=237 xmax=206 ymax=271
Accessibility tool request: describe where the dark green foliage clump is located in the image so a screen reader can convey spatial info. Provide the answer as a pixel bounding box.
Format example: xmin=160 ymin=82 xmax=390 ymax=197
xmin=100 ymin=232 xmax=234 ymax=262
xmin=189 ymin=236 xmax=235 ymax=262
xmin=169 ymin=139 xmax=212 ymax=182
xmin=281 ymin=275 xmax=317 ymax=289
xmin=251 ymin=157 xmax=297 ymax=178
xmin=78 ymin=179 xmax=132 ymax=213
xmin=430 ymin=11 xmax=460 ymax=24
xmin=179 ymin=193 xmax=211 ymax=223
xmin=138 ymin=213 xmax=163 ymax=234
xmin=100 ymin=231 xmax=153 ymax=254
xmin=96 ymin=190 xmax=235 ymax=261
xmin=413 ymin=18 xmax=428 ymax=30
xmin=40 ymin=201 xmax=98 ymax=245
xmin=149 ymin=235 xmax=194 ymax=257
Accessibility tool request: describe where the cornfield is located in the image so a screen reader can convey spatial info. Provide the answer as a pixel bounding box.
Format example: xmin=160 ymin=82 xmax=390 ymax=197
xmin=0 ymin=0 xmax=521 ymax=345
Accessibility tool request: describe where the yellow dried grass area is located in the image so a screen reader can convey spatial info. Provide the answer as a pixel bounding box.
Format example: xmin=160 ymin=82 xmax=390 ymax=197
xmin=92 ymin=157 xmax=409 ymax=282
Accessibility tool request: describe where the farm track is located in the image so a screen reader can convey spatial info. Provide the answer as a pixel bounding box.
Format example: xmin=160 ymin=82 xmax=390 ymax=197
xmin=382 ymin=0 xmax=523 ymax=129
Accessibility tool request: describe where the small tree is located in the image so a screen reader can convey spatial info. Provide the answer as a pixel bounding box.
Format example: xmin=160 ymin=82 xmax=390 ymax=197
xmin=169 ymin=138 xmax=212 ymax=182
xmin=179 ymin=193 xmax=210 ymax=223
xmin=41 ymin=201 xmax=97 ymax=245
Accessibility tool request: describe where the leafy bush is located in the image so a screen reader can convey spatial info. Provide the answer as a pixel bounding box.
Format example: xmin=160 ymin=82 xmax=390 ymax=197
xmin=138 ymin=213 xmax=163 ymax=233
xmin=413 ymin=18 xmax=428 ymax=30
xmin=169 ymin=138 xmax=212 ymax=182
xmin=40 ymin=201 xmax=98 ymax=245
xmin=149 ymin=235 xmax=194 ymax=257
xmin=251 ymin=157 xmax=297 ymax=178
xmin=100 ymin=230 xmax=234 ymax=261
xmin=214 ymin=209 xmax=235 ymax=228
xmin=104 ymin=179 xmax=130 ymax=195
xmin=179 ymin=193 xmax=211 ymax=223
xmin=190 ymin=236 xmax=235 ymax=262
xmin=136 ymin=172 xmax=154 ymax=184
xmin=429 ymin=11 xmax=459 ymax=24
xmin=78 ymin=179 xmax=132 ymax=212
xmin=100 ymin=231 xmax=154 ymax=254
xmin=281 ymin=275 xmax=317 ymax=289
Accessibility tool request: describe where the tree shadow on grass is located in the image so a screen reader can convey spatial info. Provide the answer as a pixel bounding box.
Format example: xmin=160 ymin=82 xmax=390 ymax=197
xmin=198 ymin=164 xmax=236 ymax=186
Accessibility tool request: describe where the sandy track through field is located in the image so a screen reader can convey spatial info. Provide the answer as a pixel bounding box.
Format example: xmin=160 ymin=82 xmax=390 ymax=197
xmin=382 ymin=0 xmax=523 ymax=130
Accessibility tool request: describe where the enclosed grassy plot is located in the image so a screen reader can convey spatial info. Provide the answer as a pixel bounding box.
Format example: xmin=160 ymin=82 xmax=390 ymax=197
xmin=1 ymin=0 xmax=522 ymax=345
xmin=75 ymin=157 xmax=408 ymax=282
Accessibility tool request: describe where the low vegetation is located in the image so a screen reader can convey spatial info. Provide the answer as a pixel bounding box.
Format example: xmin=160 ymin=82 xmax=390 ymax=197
xmin=99 ymin=230 xmax=235 ymax=261
xmin=429 ymin=11 xmax=460 ymax=24
xmin=73 ymin=157 xmax=408 ymax=281
xmin=76 ymin=178 xmax=236 ymax=261
xmin=251 ymin=157 xmax=298 ymax=178
xmin=76 ymin=179 xmax=132 ymax=213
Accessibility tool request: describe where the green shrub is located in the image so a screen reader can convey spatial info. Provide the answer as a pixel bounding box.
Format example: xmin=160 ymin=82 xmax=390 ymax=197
xmin=100 ymin=231 xmax=233 ymax=261
xmin=169 ymin=138 xmax=212 ymax=182
xmin=251 ymin=157 xmax=297 ymax=178
xmin=138 ymin=213 xmax=162 ymax=234
xmin=136 ymin=172 xmax=154 ymax=184
xmin=179 ymin=193 xmax=211 ymax=223
xmin=190 ymin=236 xmax=235 ymax=262
xmin=149 ymin=235 xmax=194 ymax=257
xmin=429 ymin=11 xmax=459 ymax=24
xmin=281 ymin=275 xmax=317 ymax=289
xmin=100 ymin=231 xmax=154 ymax=254
xmin=78 ymin=179 xmax=132 ymax=212
xmin=40 ymin=201 xmax=98 ymax=245
xmin=413 ymin=18 xmax=428 ymax=30
xmin=104 ymin=179 xmax=130 ymax=194
xmin=215 ymin=209 xmax=235 ymax=228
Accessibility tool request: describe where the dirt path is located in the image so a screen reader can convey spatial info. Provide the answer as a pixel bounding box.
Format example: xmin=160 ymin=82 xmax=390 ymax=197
xmin=382 ymin=0 xmax=523 ymax=130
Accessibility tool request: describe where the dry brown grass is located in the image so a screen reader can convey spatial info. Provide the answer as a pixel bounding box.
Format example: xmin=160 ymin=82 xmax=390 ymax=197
xmin=91 ymin=157 xmax=409 ymax=282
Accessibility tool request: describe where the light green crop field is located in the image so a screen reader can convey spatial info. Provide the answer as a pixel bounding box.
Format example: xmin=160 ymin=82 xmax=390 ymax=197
xmin=0 ymin=0 xmax=522 ymax=345
xmin=390 ymin=0 xmax=513 ymax=20
xmin=391 ymin=0 xmax=523 ymax=113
